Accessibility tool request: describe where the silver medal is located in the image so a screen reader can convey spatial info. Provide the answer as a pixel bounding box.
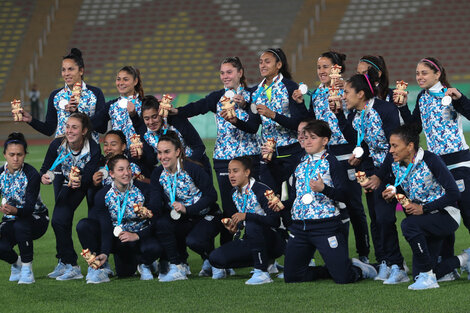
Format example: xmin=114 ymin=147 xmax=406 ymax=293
xmin=46 ymin=170 xmax=55 ymax=182
xmin=250 ymin=103 xmax=258 ymax=114
xmin=442 ymin=95 xmax=452 ymax=106
xmin=98 ymin=167 xmax=109 ymax=179
xmin=353 ymin=146 xmax=364 ymax=158
xmin=170 ymin=209 xmax=181 ymax=220
xmin=1 ymin=198 xmax=6 ymax=206
xmin=301 ymin=193 xmax=314 ymax=205
xmin=118 ymin=98 xmax=128 ymax=109
xmin=386 ymin=185 xmax=396 ymax=195
xmin=299 ymin=83 xmax=308 ymax=95
xmin=113 ymin=225 xmax=123 ymax=237
xmin=59 ymin=99 xmax=68 ymax=110
xmin=224 ymin=90 xmax=235 ymax=99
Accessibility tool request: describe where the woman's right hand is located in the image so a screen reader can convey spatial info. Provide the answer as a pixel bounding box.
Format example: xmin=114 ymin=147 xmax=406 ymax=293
xmin=168 ymin=108 xmax=178 ymax=115
xmin=292 ymin=89 xmax=303 ymax=104
xmin=220 ymin=109 xmax=237 ymax=124
xmin=382 ymin=187 xmax=395 ymax=201
xmin=129 ymin=146 xmax=141 ymax=159
xmin=95 ymin=254 xmax=108 ymax=268
xmin=41 ymin=174 xmax=52 ymax=185
xmin=21 ymin=110 xmax=32 ymax=123
xmin=66 ymin=97 xmax=78 ymax=112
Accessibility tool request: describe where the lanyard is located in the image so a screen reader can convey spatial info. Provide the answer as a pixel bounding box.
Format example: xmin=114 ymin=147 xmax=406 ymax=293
xmin=240 ymin=185 xmax=250 ymax=213
xmin=251 ymin=75 xmax=280 ymax=104
xmin=49 ymin=150 xmax=72 ymax=171
xmin=305 ymin=152 xmax=328 ymax=193
xmin=393 ymin=153 xmax=418 ymax=187
xmin=356 ymin=102 xmax=369 ymax=147
xmin=428 ymin=87 xmax=447 ymax=98
xmin=116 ymin=187 xmax=129 ymax=226
xmin=168 ymin=172 xmax=178 ymax=204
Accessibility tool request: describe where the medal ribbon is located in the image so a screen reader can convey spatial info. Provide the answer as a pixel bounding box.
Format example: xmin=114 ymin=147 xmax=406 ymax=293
xmin=251 ymin=75 xmax=280 ymax=104
xmin=49 ymin=150 xmax=72 ymax=171
xmin=391 ymin=153 xmax=418 ymax=188
xmin=356 ymin=102 xmax=369 ymax=148
xmin=428 ymin=87 xmax=448 ymax=98
xmin=167 ymin=161 xmax=181 ymax=205
xmin=305 ymin=152 xmax=328 ymax=194
xmin=116 ymin=187 xmax=129 ymax=226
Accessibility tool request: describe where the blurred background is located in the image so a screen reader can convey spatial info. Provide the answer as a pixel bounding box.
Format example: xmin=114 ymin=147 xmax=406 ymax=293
xmin=1 ymin=0 xmax=469 ymax=138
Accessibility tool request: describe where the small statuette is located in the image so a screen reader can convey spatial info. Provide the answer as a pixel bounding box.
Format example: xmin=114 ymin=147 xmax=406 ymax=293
xmin=130 ymin=134 xmax=143 ymax=158
xmin=355 ymin=171 xmax=369 ymax=186
xmin=158 ymin=94 xmax=173 ymax=118
xmin=221 ymin=218 xmax=231 ymax=225
xmin=81 ymin=249 xmax=100 ymax=269
xmin=394 ymin=80 xmax=408 ymax=105
xmin=353 ymin=146 xmax=364 ymax=158
xmin=301 ymin=193 xmax=314 ymax=205
xmin=170 ymin=209 xmax=181 ymax=220
xmin=299 ymin=83 xmax=308 ymax=95
xmin=224 ymin=89 xmax=235 ymax=99
xmin=59 ymin=99 xmax=68 ymax=110
xmin=68 ymin=166 xmax=81 ymax=187
xmin=395 ymin=193 xmax=411 ymax=206
xmin=11 ymin=99 xmax=23 ymax=122
xmin=262 ymin=138 xmax=277 ymax=162
xmin=98 ymin=167 xmax=108 ymax=179
xmin=442 ymin=95 xmax=452 ymax=106
xmin=220 ymin=96 xmax=236 ymax=119
xmin=133 ymin=203 xmax=153 ymax=219
xmin=113 ymin=225 xmax=123 ymax=237
xmin=386 ymin=185 xmax=396 ymax=195
xmin=72 ymin=82 xmax=82 ymax=102
xmin=46 ymin=170 xmax=55 ymax=182
xmin=118 ymin=98 xmax=128 ymax=109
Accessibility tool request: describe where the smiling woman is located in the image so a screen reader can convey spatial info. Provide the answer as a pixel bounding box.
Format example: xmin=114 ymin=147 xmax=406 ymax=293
xmin=21 ymin=48 xmax=105 ymax=143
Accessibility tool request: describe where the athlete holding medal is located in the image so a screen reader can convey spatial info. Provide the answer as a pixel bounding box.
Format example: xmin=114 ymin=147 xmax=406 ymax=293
xmin=40 ymin=113 xmax=100 ymax=281
xmin=149 ymin=132 xmax=220 ymax=282
xmin=77 ymin=155 xmax=161 ymax=283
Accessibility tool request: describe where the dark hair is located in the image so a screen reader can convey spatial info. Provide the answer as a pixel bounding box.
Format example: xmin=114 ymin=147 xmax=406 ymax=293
xmin=63 ymin=48 xmax=84 ymax=78
xmin=303 ymin=120 xmax=331 ymax=140
xmin=4 ymin=132 xmax=27 ymax=154
xmin=321 ymin=51 xmax=346 ymax=73
xmin=68 ymin=112 xmax=93 ymax=140
xmin=346 ymin=71 xmax=379 ymax=100
xmin=107 ymin=154 xmax=129 ymax=172
xmin=118 ymin=66 xmax=144 ymax=100
xmin=390 ymin=124 xmax=421 ymax=150
xmin=157 ymin=130 xmax=185 ymax=159
xmin=263 ymin=48 xmax=292 ymax=80
xmin=141 ymin=95 xmax=160 ymax=114
xmin=359 ymin=55 xmax=389 ymax=100
xmin=231 ymin=156 xmax=253 ymax=178
xmin=299 ymin=117 xmax=316 ymax=125
xmin=221 ymin=57 xmax=247 ymax=88
xmin=419 ymin=57 xmax=451 ymax=88
xmin=105 ymin=130 xmax=127 ymax=146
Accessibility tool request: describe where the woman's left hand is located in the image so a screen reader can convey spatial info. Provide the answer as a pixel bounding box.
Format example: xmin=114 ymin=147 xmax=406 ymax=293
xmin=446 ymin=88 xmax=462 ymax=100
xmin=231 ymin=212 xmax=246 ymax=224
xmin=309 ymin=174 xmax=324 ymax=192
xmin=70 ymin=176 xmax=81 ymax=189
xmin=119 ymin=231 xmax=139 ymax=242
xmin=256 ymin=105 xmax=276 ymax=119
xmin=1 ymin=203 xmax=17 ymax=215
xmin=220 ymin=109 xmax=237 ymax=124
xmin=233 ymin=94 xmax=246 ymax=108
xmin=172 ymin=201 xmax=186 ymax=214
xmin=127 ymin=100 xmax=137 ymax=116
xmin=403 ymin=203 xmax=424 ymax=215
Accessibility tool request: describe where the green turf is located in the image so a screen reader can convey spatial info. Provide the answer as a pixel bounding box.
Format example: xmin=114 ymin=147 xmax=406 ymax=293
xmin=1 ymin=139 xmax=470 ymax=313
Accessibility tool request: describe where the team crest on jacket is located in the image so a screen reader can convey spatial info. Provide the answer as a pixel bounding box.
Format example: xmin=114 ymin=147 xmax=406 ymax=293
xmin=328 ymin=236 xmax=338 ymax=248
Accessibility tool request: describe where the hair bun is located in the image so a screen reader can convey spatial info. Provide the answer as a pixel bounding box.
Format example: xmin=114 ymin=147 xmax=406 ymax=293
xmin=70 ymin=48 xmax=82 ymax=58
xmin=7 ymin=132 xmax=26 ymax=143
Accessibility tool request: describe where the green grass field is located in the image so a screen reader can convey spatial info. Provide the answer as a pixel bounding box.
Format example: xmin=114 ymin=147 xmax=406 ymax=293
xmin=1 ymin=139 xmax=470 ymax=313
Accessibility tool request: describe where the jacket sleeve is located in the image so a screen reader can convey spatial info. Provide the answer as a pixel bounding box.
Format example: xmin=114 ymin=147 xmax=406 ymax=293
xmin=17 ymin=166 xmax=40 ymax=217
xmin=398 ymin=92 xmax=423 ymax=127
xmin=272 ymin=81 xmax=308 ymax=130
xmin=39 ymin=138 xmax=60 ymax=176
xmin=28 ymin=90 xmax=60 ymax=136
xmin=245 ymin=183 xmax=280 ymax=228
xmin=170 ymin=116 xmax=206 ymax=162
xmin=422 ymin=153 xmax=460 ymax=212
xmin=233 ymin=109 xmax=261 ymax=134
xmin=90 ymin=99 xmax=112 ymax=134
xmin=376 ymin=153 xmax=394 ymax=182
xmin=184 ymin=162 xmax=217 ymax=216
xmin=453 ymin=93 xmax=470 ymax=120
xmin=321 ymin=156 xmax=347 ymax=203
xmin=149 ymin=166 xmax=166 ymax=218
xmin=81 ymin=141 xmax=101 ymax=187
xmin=176 ymin=91 xmax=220 ymax=118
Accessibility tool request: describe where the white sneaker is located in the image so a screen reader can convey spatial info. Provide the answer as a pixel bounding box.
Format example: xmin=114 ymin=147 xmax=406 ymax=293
xmin=408 ymin=272 xmax=439 ymax=290
xmin=56 ymin=264 xmax=83 ymax=281
xmin=437 ymin=269 xmax=460 ymax=282
xmin=374 ymin=261 xmax=391 ymax=281
xmin=383 ymin=265 xmax=410 ymax=284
